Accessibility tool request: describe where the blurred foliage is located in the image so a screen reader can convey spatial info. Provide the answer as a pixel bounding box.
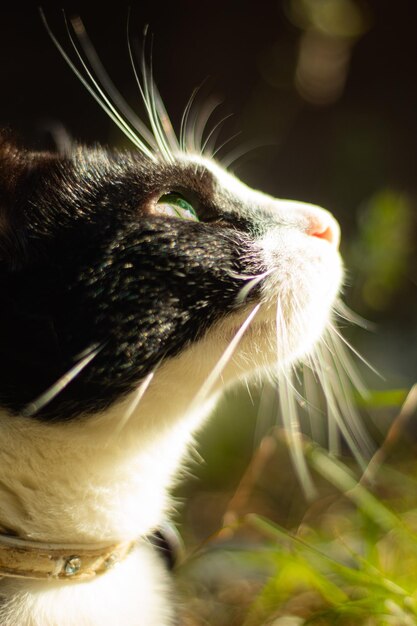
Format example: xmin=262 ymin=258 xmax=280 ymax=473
xmin=349 ymin=191 xmax=414 ymax=313
xmin=176 ymin=388 xmax=417 ymax=625
xmin=286 ymin=0 xmax=370 ymax=38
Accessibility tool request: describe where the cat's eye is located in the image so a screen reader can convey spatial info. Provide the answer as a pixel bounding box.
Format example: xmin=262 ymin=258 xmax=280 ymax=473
xmin=155 ymin=193 xmax=199 ymax=222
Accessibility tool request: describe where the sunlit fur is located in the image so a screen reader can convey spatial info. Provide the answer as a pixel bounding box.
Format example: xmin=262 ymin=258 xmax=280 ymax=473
xmin=0 ymin=14 xmax=372 ymax=626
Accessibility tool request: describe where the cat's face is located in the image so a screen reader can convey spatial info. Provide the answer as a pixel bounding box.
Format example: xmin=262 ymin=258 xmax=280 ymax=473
xmin=0 ymin=137 xmax=342 ymax=423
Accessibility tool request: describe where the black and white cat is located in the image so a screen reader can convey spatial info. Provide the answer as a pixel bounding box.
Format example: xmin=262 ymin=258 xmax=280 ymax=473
xmin=0 ymin=17 xmax=347 ymax=626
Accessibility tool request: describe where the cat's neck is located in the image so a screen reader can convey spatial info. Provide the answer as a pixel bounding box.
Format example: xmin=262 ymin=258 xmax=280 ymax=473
xmin=0 ymin=338 xmax=225 ymax=545
xmin=0 ymin=394 xmax=218 ymax=546
xmin=0 ymin=360 xmax=212 ymax=626
xmin=0 ymin=306 xmax=270 ymax=545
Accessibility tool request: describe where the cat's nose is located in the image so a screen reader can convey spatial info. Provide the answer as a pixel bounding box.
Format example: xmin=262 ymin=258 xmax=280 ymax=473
xmin=301 ymin=203 xmax=341 ymax=248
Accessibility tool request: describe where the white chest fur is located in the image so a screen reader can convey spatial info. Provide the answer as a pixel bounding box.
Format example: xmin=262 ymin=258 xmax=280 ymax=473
xmin=0 ymin=345 xmax=224 ymax=626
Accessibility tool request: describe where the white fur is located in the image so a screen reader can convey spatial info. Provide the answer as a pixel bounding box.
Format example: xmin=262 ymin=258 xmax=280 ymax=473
xmin=0 ymin=168 xmax=343 ymax=625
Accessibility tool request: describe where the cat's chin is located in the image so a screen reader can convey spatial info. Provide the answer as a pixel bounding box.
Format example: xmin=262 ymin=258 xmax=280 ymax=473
xmin=215 ymin=306 xmax=333 ymax=379
xmin=214 ymin=244 xmax=343 ymax=377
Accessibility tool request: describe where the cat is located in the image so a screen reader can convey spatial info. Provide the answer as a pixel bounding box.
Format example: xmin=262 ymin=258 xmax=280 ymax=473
xmin=0 ymin=15 xmax=348 ymax=626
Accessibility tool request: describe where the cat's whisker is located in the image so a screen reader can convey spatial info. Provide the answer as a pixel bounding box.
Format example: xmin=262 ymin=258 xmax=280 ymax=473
xmin=330 ymin=355 xmax=374 ymax=458
xmin=323 ymin=326 xmax=375 ymax=454
xmin=40 ymin=10 xmax=156 ymax=161
xmin=219 ymin=140 xmax=268 ymax=170
xmin=309 ymin=347 xmax=342 ymax=456
xmin=150 ymin=83 xmax=179 ymax=155
xmin=139 ymin=59 xmax=174 ymax=162
xmin=274 ymin=296 xmax=288 ymax=371
xmin=333 ymin=298 xmax=375 ymax=331
xmin=181 ymin=90 xmax=222 ymax=154
xmin=180 ymin=85 xmax=203 ymax=152
xmin=312 ymin=339 xmax=371 ymax=467
xmin=200 ymin=112 xmax=234 ymax=158
xmin=184 ymin=107 xmax=200 ymax=154
xmin=68 ymin=8 xmax=178 ymax=161
xmin=145 ymin=33 xmax=179 ymax=156
xmin=194 ymin=96 xmax=225 ymax=155
xmin=183 ymin=100 xmax=212 ymax=155
xmin=278 ymin=371 xmax=317 ymax=498
xmin=188 ymin=303 xmax=261 ymax=409
xmin=271 ymin=289 xmax=374 ymax=491
xmin=111 ymin=370 xmax=156 ymax=441
xmin=275 ymin=298 xmax=305 ymax=401
xmin=275 ymin=297 xmax=316 ymax=497
xmin=126 ymin=19 xmax=174 ymax=163
xmin=307 ymin=347 xmax=334 ymax=453
xmin=21 ymin=345 xmax=103 ymax=418
xmin=328 ymin=320 xmax=382 ymax=379
xmin=326 ymin=321 xmax=369 ymax=397
xmin=302 ymin=362 xmax=326 ymax=447
xmin=211 ymin=131 xmax=242 ymax=161
xmin=234 ymin=268 xmax=276 ymax=305
xmin=254 ymin=381 xmax=277 ymax=447
xmin=70 ymin=16 xmax=158 ymax=151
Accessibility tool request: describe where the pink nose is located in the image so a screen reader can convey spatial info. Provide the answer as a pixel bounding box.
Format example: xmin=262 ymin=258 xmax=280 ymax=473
xmin=309 ymin=218 xmax=339 ymax=246
xmin=303 ymin=206 xmax=341 ymax=248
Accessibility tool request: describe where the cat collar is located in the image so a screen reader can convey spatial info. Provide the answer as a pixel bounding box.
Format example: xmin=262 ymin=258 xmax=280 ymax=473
xmin=0 ymin=532 xmax=135 ymax=581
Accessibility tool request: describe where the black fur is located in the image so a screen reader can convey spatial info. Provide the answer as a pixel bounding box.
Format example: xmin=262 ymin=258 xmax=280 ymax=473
xmin=0 ymin=139 xmax=265 ymax=421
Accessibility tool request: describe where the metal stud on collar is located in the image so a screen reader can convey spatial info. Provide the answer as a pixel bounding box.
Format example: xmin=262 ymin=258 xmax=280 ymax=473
xmin=104 ymin=553 xmax=118 ymax=570
xmin=64 ymin=556 xmax=82 ymax=577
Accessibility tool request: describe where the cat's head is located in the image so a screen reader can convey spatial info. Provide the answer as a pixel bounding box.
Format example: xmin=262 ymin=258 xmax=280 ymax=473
xmin=0 ymin=132 xmax=342 ymax=423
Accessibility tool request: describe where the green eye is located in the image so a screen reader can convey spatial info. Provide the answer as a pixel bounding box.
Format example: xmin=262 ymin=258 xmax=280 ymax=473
xmin=155 ymin=193 xmax=199 ymax=222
